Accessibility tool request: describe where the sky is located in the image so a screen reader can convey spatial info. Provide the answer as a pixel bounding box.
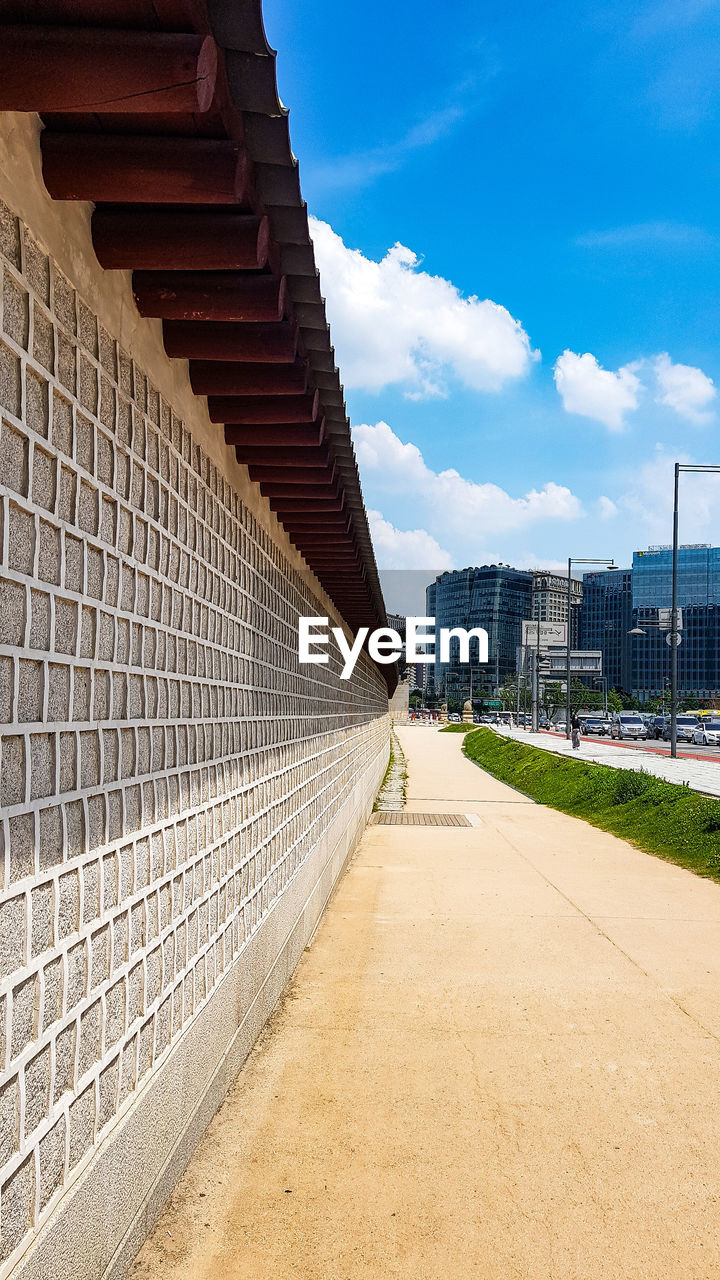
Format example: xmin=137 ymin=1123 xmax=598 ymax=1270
xmin=263 ymin=0 xmax=720 ymax=610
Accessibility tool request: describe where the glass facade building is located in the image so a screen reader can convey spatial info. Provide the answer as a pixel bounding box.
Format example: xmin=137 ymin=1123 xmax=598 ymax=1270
xmin=580 ymin=569 xmax=633 ymax=694
xmin=580 ymin=548 xmax=720 ymax=703
xmin=631 ymin=547 xmax=720 ymax=702
xmin=426 ymin=565 xmax=533 ymax=702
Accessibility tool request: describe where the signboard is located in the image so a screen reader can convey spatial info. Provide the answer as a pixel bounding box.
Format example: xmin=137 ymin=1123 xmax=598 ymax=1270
xmin=521 ymin=620 xmax=567 ymax=647
xmin=543 ymin=651 xmax=603 ymax=676
xmin=658 ymin=607 xmax=683 ymax=631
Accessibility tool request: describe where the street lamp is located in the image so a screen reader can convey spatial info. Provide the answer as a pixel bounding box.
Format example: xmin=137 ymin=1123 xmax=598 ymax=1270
xmin=592 ymin=675 xmax=608 ymax=716
xmin=565 ymin=557 xmax=617 ymax=739
xmin=628 ymin=616 xmax=669 ymax=726
xmin=669 ymin=464 xmax=720 ymax=758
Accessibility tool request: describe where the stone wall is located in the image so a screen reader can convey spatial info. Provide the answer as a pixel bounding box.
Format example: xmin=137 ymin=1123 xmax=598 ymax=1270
xmin=0 ymin=131 xmax=389 ymax=1280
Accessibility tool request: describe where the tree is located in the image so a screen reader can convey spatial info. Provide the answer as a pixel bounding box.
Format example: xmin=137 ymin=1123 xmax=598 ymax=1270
xmin=499 ymin=679 xmax=531 ymax=712
xmin=607 ymin=688 xmax=623 ymax=714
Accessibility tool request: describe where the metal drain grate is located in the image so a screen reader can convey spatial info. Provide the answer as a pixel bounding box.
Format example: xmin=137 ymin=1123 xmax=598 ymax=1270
xmin=370 ymin=812 xmax=471 ymax=827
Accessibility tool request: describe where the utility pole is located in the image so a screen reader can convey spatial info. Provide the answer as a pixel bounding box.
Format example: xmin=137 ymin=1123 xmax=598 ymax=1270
xmin=670 ymin=462 xmax=679 ymax=759
xmin=535 ymin=613 xmax=541 ymax=731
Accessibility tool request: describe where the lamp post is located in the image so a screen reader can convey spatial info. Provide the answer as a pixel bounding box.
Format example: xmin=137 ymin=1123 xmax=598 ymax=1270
xmin=628 ymin=616 xmax=666 ymax=730
xmin=593 ymin=675 xmax=608 ymax=717
xmin=669 ymin=464 xmax=720 ymax=758
xmin=565 ymin=558 xmax=616 ymax=739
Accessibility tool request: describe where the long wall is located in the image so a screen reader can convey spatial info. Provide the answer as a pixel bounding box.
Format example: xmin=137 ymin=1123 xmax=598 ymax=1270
xmin=0 ymin=114 xmax=390 ymax=1280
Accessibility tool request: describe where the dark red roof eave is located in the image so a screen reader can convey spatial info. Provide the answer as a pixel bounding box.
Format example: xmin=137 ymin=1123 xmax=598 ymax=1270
xmin=0 ymin=0 xmax=395 ymax=692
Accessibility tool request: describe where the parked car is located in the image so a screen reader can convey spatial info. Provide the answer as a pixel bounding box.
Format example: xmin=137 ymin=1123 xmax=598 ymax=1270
xmin=691 ymin=718 xmax=720 ymax=746
xmin=448 ymin=713 xmax=461 ymax=723
xmin=583 ymin=717 xmax=609 ymax=736
xmin=610 ymin=713 xmax=648 ymax=741
xmin=650 ymin=715 xmax=668 ymax=739
xmin=662 ymin=715 xmax=700 ymax=742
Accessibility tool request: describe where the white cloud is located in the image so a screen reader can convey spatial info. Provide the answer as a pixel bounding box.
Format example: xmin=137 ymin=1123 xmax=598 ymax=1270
xmin=367 ymin=510 xmax=453 ymax=571
xmin=553 ymin=350 xmax=642 ymax=431
xmin=575 ymin=221 xmax=713 ymax=249
xmin=310 ymin=218 xmax=539 ymax=397
xmin=653 ymin=352 xmax=716 ymax=423
xmin=597 ymin=496 xmax=619 ymax=519
xmin=355 ymin=422 xmax=582 ymax=562
xmin=307 ymin=105 xmax=466 ymax=194
xmin=616 ymin=445 xmax=720 ymax=547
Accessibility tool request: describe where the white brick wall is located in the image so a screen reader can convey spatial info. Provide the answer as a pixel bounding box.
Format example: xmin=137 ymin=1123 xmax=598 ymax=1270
xmin=0 ymin=196 xmax=389 ymax=1275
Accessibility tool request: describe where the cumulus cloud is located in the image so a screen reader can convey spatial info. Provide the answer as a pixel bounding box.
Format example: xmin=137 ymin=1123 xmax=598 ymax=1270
xmin=310 ymin=218 xmax=539 ymax=397
xmin=653 ymin=352 xmax=716 ymax=423
xmin=355 ymin=422 xmax=582 ymax=555
xmin=367 ymin=511 xmax=453 ymax=571
xmin=553 ymin=350 xmax=642 ymax=431
xmin=597 ymin=496 xmax=619 ymax=519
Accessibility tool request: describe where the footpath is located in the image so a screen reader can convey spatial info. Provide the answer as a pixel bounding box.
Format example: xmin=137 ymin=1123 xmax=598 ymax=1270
xmin=498 ymin=723 xmax=720 ymax=797
xmin=130 ymin=726 xmax=720 ymax=1280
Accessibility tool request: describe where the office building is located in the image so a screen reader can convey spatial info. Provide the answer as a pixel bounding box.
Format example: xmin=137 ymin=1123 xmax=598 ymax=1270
xmin=427 ymin=565 xmax=533 ymax=701
xmin=580 ymin=547 xmax=720 ymax=703
xmin=631 ymin=546 xmax=720 ymax=703
xmin=581 ymin=569 xmax=633 ymax=695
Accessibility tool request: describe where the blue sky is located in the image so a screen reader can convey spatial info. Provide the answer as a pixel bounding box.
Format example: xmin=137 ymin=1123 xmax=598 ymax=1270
xmin=263 ymin=0 xmax=720 ymax=605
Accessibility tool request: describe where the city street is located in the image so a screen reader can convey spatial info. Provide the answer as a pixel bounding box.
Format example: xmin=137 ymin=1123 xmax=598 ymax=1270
xmin=543 ymin=727 xmax=720 ymax=762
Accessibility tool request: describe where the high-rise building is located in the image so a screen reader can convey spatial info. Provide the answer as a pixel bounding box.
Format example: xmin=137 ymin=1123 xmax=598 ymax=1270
xmin=427 ymin=565 xmax=533 ymax=701
xmin=532 ymin=570 xmax=582 ymax=648
xmin=580 ymin=548 xmax=720 ymax=703
xmin=631 ymin=546 xmax=720 ymax=703
xmin=532 ymin=570 xmax=582 ymax=622
xmin=581 ymin=569 xmax=633 ymax=694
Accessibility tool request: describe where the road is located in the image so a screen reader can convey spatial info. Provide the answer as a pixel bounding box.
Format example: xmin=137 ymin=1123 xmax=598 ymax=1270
xmin=129 ymin=726 xmax=720 ymax=1280
xmin=545 ymin=726 xmax=720 ymax=762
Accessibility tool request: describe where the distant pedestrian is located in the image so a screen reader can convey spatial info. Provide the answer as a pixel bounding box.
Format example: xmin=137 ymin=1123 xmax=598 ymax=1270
xmin=571 ymin=713 xmax=581 ymax=750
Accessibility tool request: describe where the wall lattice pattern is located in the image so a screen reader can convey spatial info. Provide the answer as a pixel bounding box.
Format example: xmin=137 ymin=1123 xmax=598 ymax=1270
xmin=0 ymin=196 xmax=389 ymax=1273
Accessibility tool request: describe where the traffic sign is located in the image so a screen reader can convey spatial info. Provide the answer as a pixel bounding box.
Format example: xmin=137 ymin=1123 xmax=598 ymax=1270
xmin=666 ymin=632 xmax=682 ymax=647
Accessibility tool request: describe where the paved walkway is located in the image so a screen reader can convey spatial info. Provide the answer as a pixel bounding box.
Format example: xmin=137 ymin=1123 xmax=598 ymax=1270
xmin=498 ymin=724 xmax=720 ymax=796
xmin=130 ymin=727 xmax=720 ymax=1280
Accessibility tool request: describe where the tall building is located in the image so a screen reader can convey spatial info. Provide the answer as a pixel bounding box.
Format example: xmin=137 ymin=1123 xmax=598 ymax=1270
xmin=532 ymin=570 xmax=582 ymax=622
xmin=580 ymin=548 xmax=720 ymax=703
xmin=581 ymin=569 xmax=633 ymax=694
xmin=532 ymin=570 xmax=582 ymax=647
xmin=631 ymin=546 xmax=720 ymax=703
xmin=427 ymin=565 xmax=533 ymax=701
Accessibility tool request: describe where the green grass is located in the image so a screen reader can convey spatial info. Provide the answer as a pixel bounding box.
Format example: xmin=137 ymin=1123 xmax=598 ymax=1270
xmin=439 ymin=722 xmax=477 ymax=733
xmin=461 ymin=728 xmax=720 ymax=881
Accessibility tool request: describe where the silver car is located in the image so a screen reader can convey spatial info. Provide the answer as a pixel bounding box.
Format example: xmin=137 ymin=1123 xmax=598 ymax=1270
xmin=662 ymin=715 xmax=700 ymax=743
xmin=611 ymin=714 xmax=648 ymax=741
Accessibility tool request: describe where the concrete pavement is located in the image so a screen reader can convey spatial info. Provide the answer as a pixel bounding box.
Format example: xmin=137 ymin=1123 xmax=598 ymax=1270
xmin=129 ymin=726 xmax=720 ymax=1280
xmin=498 ymin=723 xmax=720 ymax=797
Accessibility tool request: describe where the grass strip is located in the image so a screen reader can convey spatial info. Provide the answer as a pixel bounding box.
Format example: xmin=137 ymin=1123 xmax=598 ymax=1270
xmin=439 ymin=723 xmax=477 ymax=733
xmin=462 ymin=728 xmax=720 ymax=882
